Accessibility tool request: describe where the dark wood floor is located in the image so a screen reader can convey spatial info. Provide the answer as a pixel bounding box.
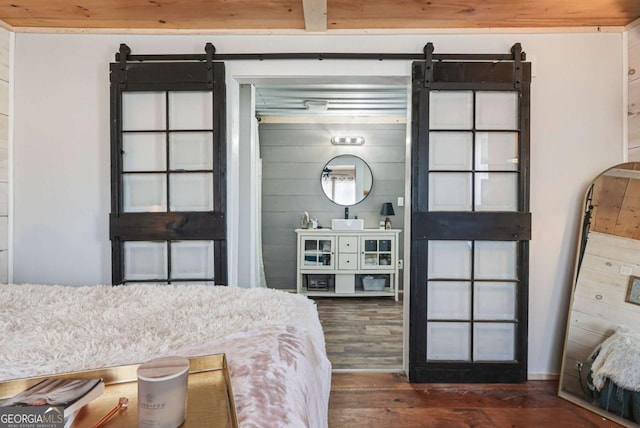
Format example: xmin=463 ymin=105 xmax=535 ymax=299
xmin=316 ymin=298 xmax=624 ymax=427
xmin=314 ymin=297 xmax=403 ymax=370
xmin=329 ymin=373 xmax=624 ymax=427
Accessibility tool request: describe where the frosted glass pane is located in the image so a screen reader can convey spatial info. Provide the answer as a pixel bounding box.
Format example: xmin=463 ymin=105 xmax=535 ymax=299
xmin=171 ymin=241 xmax=214 ymax=279
xmin=123 ymin=174 xmax=167 ymax=212
xmin=124 ymin=241 xmax=167 ymax=280
xmin=170 ymin=173 xmax=213 ymax=211
xmin=475 ymin=91 xmax=518 ymax=130
xmin=429 ymin=132 xmax=473 ymax=170
xmin=427 ymin=281 xmax=471 ymax=320
xmin=123 ymin=133 xmax=166 ymax=172
xmin=475 ymin=173 xmax=517 ymax=211
xmin=475 ymin=241 xmax=517 ymax=280
xmin=122 ymin=92 xmax=166 ymax=131
xmin=429 ymin=173 xmax=472 ymax=211
xmin=169 ymin=132 xmax=213 ymax=170
xmin=429 ymin=91 xmax=473 ymax=130
xmin=475 ymin=133 xmax=518 ymax=171
xmin=428 ymin=241 xmax=471 ymax=279
xmin=474 ymin=282 xmax=517 ymax=320
xmin=427 ymin=322 xmax=470 ymax=361
xmin=473 ymin=323 xmax=515 ymax=361
xmin=169 ymin=92 xmax=213 ymax=130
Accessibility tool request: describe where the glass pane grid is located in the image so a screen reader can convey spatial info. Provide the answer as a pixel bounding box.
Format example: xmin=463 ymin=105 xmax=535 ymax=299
xmin=426 ymin=240 xmax=519 ymax=362
xmin=123 ymin=240 xmax=216 ymax=283
xmin=426 ymin=89 xmax=524 ymax=366
xmin=429 ymin=90 xmax=520 ymax=213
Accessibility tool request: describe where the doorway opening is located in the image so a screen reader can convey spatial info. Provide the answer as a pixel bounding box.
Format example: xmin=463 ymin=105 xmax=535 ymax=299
xmin=243 ymin=78 xmax=410 ymax=371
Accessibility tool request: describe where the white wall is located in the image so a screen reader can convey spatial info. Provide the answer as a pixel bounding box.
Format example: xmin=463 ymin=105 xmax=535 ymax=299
xmin=12 ymin=32 xmax=624 ymax=376
xmin=0 ymin=28 xmax=9 ymax=283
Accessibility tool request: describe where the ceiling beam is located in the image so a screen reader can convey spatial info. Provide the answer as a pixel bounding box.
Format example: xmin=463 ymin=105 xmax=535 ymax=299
xmin=302 ymin=0 xmax=327 ymax=32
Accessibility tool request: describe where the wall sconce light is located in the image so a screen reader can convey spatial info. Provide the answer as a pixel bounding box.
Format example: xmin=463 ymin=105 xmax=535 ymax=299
xmin=331 ymin=136 xmax=365 ymax=145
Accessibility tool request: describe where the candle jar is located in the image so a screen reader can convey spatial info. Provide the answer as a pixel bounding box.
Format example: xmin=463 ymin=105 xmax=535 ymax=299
xmin=137 ymin=356 xmax=190 ymax=428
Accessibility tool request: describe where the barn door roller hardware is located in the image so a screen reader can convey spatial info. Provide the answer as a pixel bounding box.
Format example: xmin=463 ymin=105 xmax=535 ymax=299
xmin=114 ymin=43 xmax=525 ymax=66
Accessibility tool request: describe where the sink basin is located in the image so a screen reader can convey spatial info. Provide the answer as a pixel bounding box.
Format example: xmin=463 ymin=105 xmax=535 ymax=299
xmin=331 ymin=219 xmax=364 ymax=230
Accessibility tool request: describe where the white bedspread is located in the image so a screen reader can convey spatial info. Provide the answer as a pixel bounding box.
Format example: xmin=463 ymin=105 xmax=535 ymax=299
xmin=590 ymin=327 xmax=640 ymax=392
xmin=0 ymin=284 xmax=332 ymax=427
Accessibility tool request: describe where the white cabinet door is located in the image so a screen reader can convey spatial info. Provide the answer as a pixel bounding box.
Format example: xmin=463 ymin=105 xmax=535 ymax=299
xmin=300 ymin=236 xmax=335 ymax=269
xmin=360 ymin=236 xmax=395 ymax=270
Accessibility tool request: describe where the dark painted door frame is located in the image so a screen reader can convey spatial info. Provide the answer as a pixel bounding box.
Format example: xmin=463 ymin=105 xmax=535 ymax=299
xmin=109 ymin=44 xmax=227 ymax=285
xmin=410 ymin=44 xmax=533 ymax=383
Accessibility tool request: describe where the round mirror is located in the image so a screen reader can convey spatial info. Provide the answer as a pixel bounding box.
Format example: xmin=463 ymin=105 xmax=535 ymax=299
xmin=321 ymin=155 xmax=373 ymax=206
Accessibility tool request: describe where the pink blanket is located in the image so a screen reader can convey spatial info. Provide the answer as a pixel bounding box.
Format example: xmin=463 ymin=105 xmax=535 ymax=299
xmin=178 ymin=325 xmax=331 ymax=427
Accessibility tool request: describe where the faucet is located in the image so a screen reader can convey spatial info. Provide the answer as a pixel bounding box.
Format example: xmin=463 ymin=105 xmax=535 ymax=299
xmin=344 ymin=207 xmax=349 ymax=219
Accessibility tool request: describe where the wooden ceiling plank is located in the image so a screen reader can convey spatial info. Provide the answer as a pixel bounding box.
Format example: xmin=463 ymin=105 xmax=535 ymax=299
xmin=302 ymin=0 xmax=327 ymax=31
xmin=326 ymin=0 xmax=640 ymax=29
xmin=2 ymin=17 xmax=304 ymax=30
xmin=0 ymin=0 xmax=305 ymax=29
xmin=0 ymin=0 xmax=639 ymax=30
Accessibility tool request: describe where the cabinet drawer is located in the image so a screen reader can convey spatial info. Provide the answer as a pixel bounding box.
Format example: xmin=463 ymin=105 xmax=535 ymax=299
xmin=338 ymin=236 xmax=358 ymax=253
xmin=338 ymin=253 xmax=358 ymax=270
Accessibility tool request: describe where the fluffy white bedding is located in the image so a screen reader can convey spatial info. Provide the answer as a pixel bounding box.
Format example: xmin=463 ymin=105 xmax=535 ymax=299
xmin=0 ymin=284 xmax=332 ymax=427
xmin=590 ymin=328 xmax=640 ymax=392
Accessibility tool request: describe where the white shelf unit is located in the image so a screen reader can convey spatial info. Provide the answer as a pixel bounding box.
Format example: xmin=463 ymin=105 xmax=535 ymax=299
xmin=295 ymin=228 xmax=401 ymax=301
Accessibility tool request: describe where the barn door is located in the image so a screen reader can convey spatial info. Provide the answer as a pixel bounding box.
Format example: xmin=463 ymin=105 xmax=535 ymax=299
xmin=109 ymin=45 xmax=227 ymax=286
xmin=410 ymin=44 xmax=532 ymax=382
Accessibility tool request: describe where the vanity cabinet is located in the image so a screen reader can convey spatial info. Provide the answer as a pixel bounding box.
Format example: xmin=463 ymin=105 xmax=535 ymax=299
xmin=296 ymin=229 xmax=401 ymax=300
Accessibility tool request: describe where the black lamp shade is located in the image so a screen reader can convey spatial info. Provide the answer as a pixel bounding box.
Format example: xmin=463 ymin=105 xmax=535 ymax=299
xmin=380 ymin=202 xmax=395 ymax=216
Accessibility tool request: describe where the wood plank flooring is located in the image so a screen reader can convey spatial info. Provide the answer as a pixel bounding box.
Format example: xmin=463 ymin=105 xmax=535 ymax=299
xmin=330 ymin=373 xmax=625 ymax=427
xmin=314 ymin=297 xmax=403 ymax=370
xmin=316 ymin=298 xmax=625 ymax=427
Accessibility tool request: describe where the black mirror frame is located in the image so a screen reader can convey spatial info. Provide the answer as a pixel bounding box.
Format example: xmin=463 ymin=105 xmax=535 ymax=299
xmin=320 ymin=154 xmax=374 ymax=206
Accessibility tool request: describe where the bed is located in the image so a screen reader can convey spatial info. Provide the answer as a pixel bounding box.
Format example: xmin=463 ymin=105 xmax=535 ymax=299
xmin=588 ymin=328 xmax=640 ymax=423
xmin=0 ymin=283 xmax=332 ymax=427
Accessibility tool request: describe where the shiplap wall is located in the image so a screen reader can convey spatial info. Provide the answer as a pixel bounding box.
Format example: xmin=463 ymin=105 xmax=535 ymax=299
xmin=0 ymin=28 xmax=8 ymax=282
xmin=629 ymin=26 xmax=640 ymax=161
xmin=560 ymin=232 xmax=640 ymax=397
xmin=259 ymin=123 xmax=406 ymax=290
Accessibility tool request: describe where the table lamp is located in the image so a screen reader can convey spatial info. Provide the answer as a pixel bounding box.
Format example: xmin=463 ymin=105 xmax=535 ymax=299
xmin=380 ymin=202 xmax=395 ymax=230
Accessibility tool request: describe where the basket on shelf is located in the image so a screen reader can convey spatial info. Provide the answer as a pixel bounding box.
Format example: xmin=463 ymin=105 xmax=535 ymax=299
xmin=362 ymin=276 xmax=386 ymax=291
